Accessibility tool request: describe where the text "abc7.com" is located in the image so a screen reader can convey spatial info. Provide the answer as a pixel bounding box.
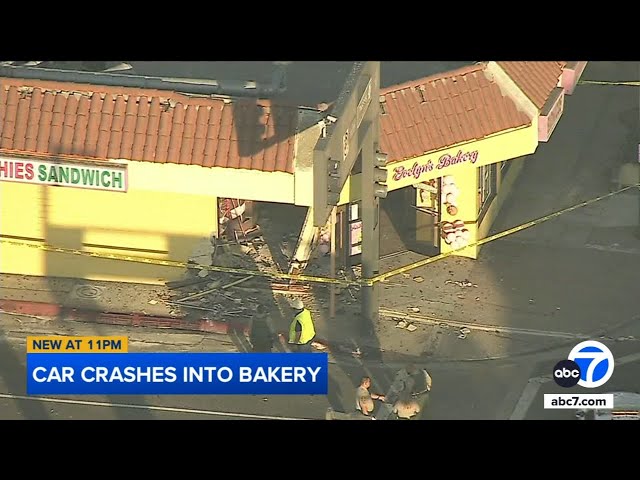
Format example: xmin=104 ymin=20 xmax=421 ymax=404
xmin=544 ymin=341 xmax=615 ymax=410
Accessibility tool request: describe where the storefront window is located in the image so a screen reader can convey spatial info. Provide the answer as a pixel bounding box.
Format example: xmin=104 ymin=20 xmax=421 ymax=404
xmin=478 ymin=164 xmax=497 ymax=220
xmin=500 ymin=160 xmax=511 ymax=176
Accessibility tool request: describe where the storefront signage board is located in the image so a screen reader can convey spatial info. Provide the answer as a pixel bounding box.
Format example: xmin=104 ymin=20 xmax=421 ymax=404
xmin=0 ymin=156 xmax=128 ymax=192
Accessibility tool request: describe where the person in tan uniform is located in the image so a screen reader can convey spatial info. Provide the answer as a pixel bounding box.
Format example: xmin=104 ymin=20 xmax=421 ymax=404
xmin=355 ymin=376 xmax=386 ymax=417
xmin=393 ymin=391 xmax=421 ymax=420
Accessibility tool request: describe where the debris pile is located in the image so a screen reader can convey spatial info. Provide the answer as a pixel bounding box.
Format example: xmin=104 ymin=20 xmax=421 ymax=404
xmin=161 ymin=275 xmax=266 ymax=320
xmin=159 ymin=235 xmax=315 ymax=321
xmin=395 ymin=320 xmax=418 ymax=332
xmin=458 ymin=326 xmax=471 ymax=339
xmin=445 ymin=279 xmax=478 ymax=288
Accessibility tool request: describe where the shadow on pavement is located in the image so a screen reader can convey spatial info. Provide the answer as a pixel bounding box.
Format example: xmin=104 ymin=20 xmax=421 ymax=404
xmin=0 ymin=324 xmax=50 ymax=419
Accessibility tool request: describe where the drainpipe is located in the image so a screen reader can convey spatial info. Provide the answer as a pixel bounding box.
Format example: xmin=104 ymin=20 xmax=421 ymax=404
xmin=0 ymin=63 xmax=288 ymax=98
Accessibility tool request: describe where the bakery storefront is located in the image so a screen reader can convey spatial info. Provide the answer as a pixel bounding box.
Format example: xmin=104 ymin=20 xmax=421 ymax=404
xmin=379 ymin=127 xmax=536 ymax=260
xmin=331 ymin=63 xmax=540 ymax=265
xmin=330 ymin=124 xmax=538 ymax=266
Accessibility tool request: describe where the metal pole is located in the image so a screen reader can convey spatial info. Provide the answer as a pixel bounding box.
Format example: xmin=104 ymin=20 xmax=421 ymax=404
xmin=360 ymin=62 xmax=381 ymax=331
xmin=329 ymin=206 xmax=337 ymax=318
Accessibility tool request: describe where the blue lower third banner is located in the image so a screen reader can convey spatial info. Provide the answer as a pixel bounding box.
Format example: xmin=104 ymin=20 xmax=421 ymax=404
xmin=27 ymin=353 xmax=329 ymax=395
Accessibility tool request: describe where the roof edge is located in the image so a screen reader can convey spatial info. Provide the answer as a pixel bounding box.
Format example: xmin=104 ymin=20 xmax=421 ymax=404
xmin=386 ymin=122 xmax=533 ymax=164
xmin=379 ymin=63 xmax=487 ymax=96
xmin=0 ymin=148 xmax=297 ymax=174
xmin=0 ymin=76 xmax=304 ymax=109
xmin=484 ymin=62 xmax=539 ymax=120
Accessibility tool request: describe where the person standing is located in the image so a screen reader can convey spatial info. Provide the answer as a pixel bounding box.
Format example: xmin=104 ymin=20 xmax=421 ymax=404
xmin=392 ymin=391 xmax=421 ymax=420
xmin=288 ymin=299 xmax=316 ymax=353
xmin=355 ymin=376 xmax=386 ymax=417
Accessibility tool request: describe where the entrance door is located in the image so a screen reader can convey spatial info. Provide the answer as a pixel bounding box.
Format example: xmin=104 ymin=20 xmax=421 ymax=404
xmin=413 ymin=179 xmax=440 ymax=256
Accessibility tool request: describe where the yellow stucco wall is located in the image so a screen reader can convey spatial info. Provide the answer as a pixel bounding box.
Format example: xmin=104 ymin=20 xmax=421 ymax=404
xmin=0 ymin=170 xmax=218 ymax=284
xmin=337 ymin=123 xmax=538 ymax=259
xmin=476 ymin=156 xmax=527 ymax=245
xmin=121 ymin=159 xmax=295 ymax=203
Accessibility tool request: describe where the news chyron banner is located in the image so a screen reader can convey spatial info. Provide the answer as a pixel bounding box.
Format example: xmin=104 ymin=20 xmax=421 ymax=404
xmin=26 ymin=336 xmax=328 ymax=395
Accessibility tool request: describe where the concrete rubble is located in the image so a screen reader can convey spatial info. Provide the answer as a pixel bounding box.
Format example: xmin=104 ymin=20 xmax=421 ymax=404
xmin=156 ymin=230 xmax=319 ymax=343
xmin=162 ymin=240 xmax=281 ymax=320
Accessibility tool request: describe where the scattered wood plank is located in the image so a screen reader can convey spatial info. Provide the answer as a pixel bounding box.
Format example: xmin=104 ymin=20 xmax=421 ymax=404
xmin=166 ymin=278 xmax=210 ymax=290
xmin=271 ymin=289 xmax=308 ymax=296
xmin=164 ymin=301 xmax=250 ymax=318
xmin=164 ymin=301 xmax=220 ymax=312
xmin=271 ymin=284 xmax=311 ymax=293
xmin=174 ymin=280 xmax=223 ymax=302
xmin=221 ymin=275 xmax=254 ymax=290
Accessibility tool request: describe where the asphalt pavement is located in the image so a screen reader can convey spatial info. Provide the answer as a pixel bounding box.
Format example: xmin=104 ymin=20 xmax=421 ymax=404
xmin=2 ymin=311 xmax=638 ymax=420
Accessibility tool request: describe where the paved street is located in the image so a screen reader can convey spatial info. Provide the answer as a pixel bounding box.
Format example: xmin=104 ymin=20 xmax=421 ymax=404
xmin=0 ymin=313 xmax=519 ymax=421
xmin=3 ymin=312 xmax=637 ymax=420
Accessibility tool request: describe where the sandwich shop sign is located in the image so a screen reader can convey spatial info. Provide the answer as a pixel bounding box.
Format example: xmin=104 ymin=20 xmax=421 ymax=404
xmin=0 ymin=157 xmax=128 ymax=192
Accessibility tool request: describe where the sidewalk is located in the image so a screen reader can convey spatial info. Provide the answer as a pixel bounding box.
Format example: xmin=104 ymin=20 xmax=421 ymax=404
xmin=376 ymin=62 xmax=640 ymax=359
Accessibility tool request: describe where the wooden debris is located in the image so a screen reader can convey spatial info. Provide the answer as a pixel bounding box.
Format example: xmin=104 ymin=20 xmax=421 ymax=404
xmin=271 ymin=282 xmax=311 ymax=293
xmin=221 ymin=275 xmax=254 ymax=290
xmin=166 ymin=278 xmax=209 ymax=290
xmin=174 ymin=280 xmax=222 ymax=302
xmin=164 ymin=301 xmax=250 ymax=318
xmin=165 ymin=301 xmax=221 ymax=312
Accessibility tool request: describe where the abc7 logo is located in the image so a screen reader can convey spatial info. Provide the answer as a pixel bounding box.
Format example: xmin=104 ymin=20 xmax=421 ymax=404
xmin=553 ymin=341 xmax=615 ymax=388
xmin=553 ymin=360 xmax=581 ymax=387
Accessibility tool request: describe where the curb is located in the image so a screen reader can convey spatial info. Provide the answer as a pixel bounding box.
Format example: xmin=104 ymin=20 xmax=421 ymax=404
xmin=0 ymin=299 xmax=250 ymax=336
xmin=0 ymin=298 xmax=503 ymax=361
xmin=0 ymin=299 xmax=335 ymax=351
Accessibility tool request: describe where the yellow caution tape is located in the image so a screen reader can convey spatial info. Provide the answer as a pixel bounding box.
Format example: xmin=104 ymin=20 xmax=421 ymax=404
xmin=371 ymin=184 xmax=639 ymax=284
xmin=0 ymin=238 xmax=360 ymax=287
xmin=577 ymin=80 xmax=640 ymax=86
xmin=2 ymin=184 xmax=637 ymax=288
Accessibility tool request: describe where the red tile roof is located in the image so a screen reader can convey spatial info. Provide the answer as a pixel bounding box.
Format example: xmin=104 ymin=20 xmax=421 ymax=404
xmin=498 ymin=61 xmax=566 ymax=110
xmin=0 ymin=78 xmax=298 ymax=173
xmin=379 ymin=64 xmax=532 ymax=163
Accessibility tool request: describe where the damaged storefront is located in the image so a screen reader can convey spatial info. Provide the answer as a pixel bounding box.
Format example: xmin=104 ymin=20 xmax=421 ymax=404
xmin=0 ymin=76 xmax=323 ymax=285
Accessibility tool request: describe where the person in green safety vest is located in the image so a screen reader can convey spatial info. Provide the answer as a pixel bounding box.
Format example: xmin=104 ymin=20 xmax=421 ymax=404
xmin=288 ymin=299 xmax=316 ymax=353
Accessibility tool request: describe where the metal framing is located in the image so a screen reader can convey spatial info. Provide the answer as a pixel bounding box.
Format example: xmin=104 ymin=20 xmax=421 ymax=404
xmin=312 ymin=61 xmax=381 ymax=325
xmin=313 ymin=62 xmax=379 ymax=227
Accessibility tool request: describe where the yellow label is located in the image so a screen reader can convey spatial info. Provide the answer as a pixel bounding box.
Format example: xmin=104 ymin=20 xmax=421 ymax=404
xmin=26 ymin=336 xmax=128 ymax=353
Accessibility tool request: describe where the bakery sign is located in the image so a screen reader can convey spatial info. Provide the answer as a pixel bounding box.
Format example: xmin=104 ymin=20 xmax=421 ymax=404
xmin=539 ymin=87 xmax=565 ymax=142
xmin=391 ymin=150 xmax=480 ymax=184
xmin=0 ymin=157 xmax=128 ymax=192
